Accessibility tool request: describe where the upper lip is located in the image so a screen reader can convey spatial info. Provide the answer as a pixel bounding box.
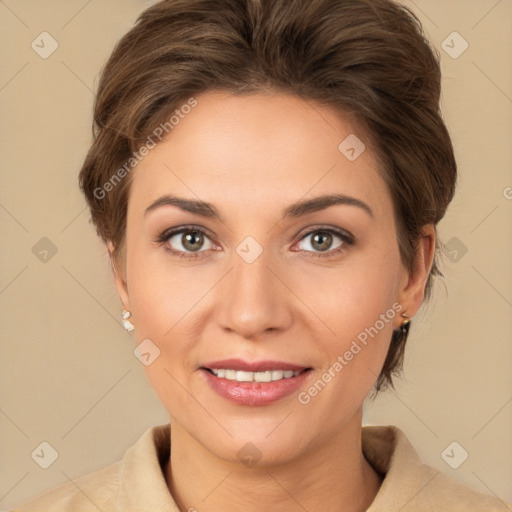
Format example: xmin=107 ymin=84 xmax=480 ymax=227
xmin=201 ymin=358 xmax=309 ymax=372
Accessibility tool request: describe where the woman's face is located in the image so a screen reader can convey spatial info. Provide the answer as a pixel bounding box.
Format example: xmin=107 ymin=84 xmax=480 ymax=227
xmin=114 ymin=91 xmax=422 ymax=464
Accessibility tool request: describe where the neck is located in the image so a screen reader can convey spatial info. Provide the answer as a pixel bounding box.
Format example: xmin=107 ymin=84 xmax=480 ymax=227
xmin=166 ymin=408 xmax=382 ymax=512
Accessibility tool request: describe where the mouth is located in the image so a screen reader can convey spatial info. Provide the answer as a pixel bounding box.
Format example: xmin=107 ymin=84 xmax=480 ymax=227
xmin=203 ymin=368 xmax=306 ymax=382
xmin=199 ymin=358 xmax=313 ymax=406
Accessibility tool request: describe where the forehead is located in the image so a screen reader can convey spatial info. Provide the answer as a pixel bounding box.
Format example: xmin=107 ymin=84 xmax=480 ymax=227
xmin=128 ymin=91 xmax=392 ymax=220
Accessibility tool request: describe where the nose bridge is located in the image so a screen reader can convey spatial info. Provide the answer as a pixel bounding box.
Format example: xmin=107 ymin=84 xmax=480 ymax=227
xmin=216 ymin=243 xmax=292 ymax=338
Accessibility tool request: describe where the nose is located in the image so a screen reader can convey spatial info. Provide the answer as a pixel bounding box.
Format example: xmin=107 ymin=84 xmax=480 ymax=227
xmin=216 ymin=248 xmax=293 ymax=340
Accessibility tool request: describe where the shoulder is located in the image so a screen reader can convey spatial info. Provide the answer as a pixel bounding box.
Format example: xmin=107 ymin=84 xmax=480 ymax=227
xmin=11 ymin=461 xmax=121 ymax=512
xmin=11 ymin=423 xmax=174 ymax=512
xmin=363 ymin=424 xmax=511 ymax=511
xmin=419 ymin=463 xmax=511 ymax=511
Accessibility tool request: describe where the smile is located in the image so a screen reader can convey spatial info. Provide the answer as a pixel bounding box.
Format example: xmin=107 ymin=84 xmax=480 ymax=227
xmin=207 ymin=369 xmax=303 ymax=382
xmin=200 ymin=359 xmax=313 ymax=406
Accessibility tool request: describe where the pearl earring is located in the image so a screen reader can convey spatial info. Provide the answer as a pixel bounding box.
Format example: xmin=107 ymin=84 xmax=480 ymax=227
xmin=121 ymin=308 xmax=134 ymax=332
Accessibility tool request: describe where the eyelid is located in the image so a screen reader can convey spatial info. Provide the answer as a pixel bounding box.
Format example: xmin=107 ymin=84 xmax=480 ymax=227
xmin=155 ymin=225 xmax=217 ymax=259
xmin=157 ymin=224 xmax=215 ymax=243
xmin=291 ymin=225 xmax=354 ymax=258
xmin=156 ymin=223 xmax=355 ymax=259
xmin=294 ymin=224 xmax=354 ymax=244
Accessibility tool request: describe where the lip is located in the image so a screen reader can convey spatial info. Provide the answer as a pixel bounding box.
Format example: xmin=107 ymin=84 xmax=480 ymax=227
xmin=199 ymin=359 xmax=312 ymax=406
xmin=201 ymin=358 xmax=308 ymax=372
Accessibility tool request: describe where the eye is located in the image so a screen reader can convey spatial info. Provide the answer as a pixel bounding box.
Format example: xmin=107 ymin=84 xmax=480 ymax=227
xmin=295 ymin=227 xmax=354 ymax=258
xmin=156 ymin=226 xmax=216 ymax=259
xmin=156 ymin=225 xmax=354 ymax=260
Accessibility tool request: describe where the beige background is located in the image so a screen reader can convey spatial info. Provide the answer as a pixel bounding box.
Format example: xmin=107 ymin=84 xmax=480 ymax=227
xmin=1 ymin=0 xmax=511 ymax=509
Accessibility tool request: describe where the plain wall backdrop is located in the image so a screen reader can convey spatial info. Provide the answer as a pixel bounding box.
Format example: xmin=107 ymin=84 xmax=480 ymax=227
xmin=1 ymin=0 xmax=511 ymax=508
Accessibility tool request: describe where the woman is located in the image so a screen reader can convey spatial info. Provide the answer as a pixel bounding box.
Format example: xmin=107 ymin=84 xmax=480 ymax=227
xmin=14 ymin=0 xmax=511 ymax=510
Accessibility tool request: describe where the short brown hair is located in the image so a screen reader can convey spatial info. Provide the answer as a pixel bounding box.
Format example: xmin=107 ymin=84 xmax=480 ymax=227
xmin=79 ymin=0 xmax=457 ymax=392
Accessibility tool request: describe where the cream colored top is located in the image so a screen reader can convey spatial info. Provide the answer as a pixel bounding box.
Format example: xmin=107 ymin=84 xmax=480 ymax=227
xmin=12 ymin=424 xmax=511 ymax=512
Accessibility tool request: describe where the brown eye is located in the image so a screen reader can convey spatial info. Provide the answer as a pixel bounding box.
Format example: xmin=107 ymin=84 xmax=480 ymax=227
xmin=181 ymin=231 xmax=205 ymax=252
xmin=163 ymin=228 xmax=215 ymax=255
xmin=293 ymin=227 xmax=354 ymax=259
xmin=298 ymin=230 xmax=344 ymax=253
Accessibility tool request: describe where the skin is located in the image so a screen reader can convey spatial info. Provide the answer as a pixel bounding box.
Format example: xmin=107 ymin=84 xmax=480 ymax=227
xmin=109 ymin=90 xmax=435 ymax=512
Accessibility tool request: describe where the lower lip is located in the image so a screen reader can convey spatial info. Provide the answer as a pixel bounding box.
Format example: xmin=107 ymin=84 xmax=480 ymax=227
xmin=201 ymin=368 xmax=311 ymax=406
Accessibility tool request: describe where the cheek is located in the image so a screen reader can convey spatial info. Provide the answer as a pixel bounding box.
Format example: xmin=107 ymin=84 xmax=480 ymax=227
xmin=125 ymin=254 xmax=200 ymax=415
xmin=302 ymin=246 xmax=402 ymax=393
xmin=124 ymin=241 xmax=197 ymax=373
xmin=299 ymin=241 xmax=401 ymax=337
xmin=125 ymin=236 xmax=203 ymax=336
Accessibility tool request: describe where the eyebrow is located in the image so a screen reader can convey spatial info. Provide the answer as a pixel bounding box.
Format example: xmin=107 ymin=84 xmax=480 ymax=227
xmin=144 ymin=193 xmax=374 ymax=221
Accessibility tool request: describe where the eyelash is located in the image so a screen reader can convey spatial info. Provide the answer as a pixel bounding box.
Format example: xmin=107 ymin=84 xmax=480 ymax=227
xmin=155 ymin=224 xmax=355 ymax=261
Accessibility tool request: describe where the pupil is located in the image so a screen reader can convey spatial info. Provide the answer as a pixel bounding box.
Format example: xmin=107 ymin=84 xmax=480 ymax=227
xmin=313 ymin=232 xmax=331 ymax=251
xmin=183 ymin=232 xmax=203 ymax=251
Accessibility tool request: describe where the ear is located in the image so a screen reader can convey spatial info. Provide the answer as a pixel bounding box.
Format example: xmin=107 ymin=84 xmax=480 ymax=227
xmin=397 ymin=224 xmax=436 ymax=319
xmin=107 ymin=240 xmax=130 ymax=311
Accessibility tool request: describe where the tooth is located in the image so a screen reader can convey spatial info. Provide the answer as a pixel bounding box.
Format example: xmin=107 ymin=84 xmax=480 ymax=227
xmin=225 ymin=369 xmax=237 ymax=380
xmin=236 ymin=370 xmax=254 ymax=382
xmin=271 ymin=370 xmax=284 ymax=380
xmin=210 ymin=368 xmax=302 ymax=381
xmin=254 ymin=371 xmax=272 ymax=382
